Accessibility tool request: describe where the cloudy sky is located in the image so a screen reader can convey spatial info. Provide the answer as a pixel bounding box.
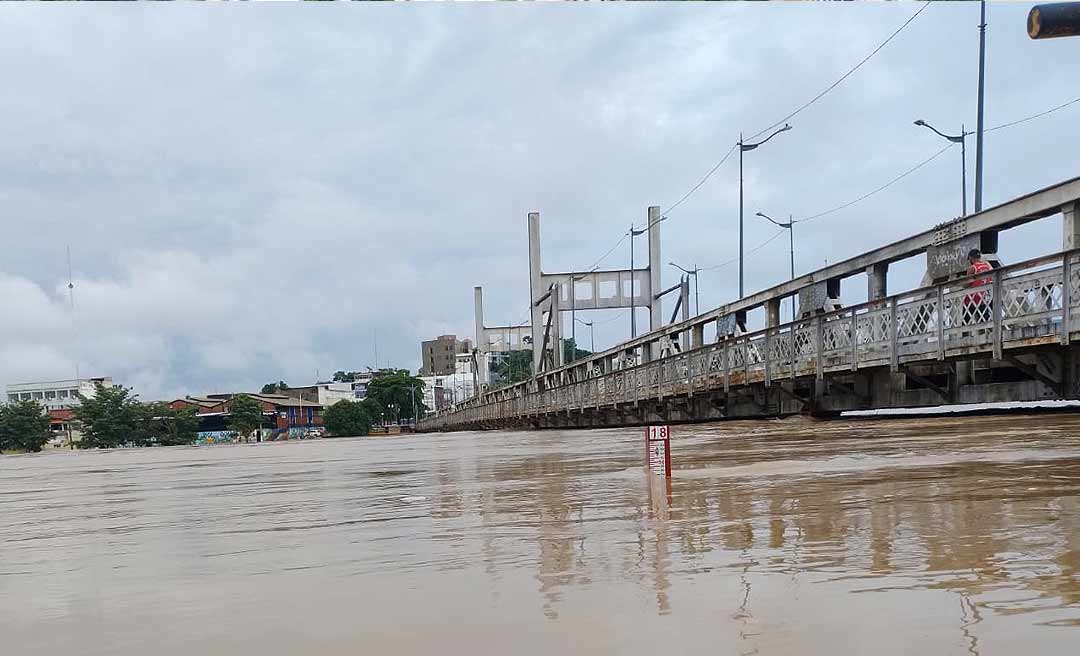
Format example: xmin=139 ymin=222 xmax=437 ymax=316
xmin=1 ymin=2 xmax=1077 ymax=401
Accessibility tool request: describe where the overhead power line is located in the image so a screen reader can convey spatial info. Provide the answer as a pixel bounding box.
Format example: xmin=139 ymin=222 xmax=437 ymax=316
xmin=661 ymin=144 xmax=737 ymax=215
xmin=659 ymin=3 xmax=930 ymax=220
xmin=986 ymin=94 xmax=1080 ymax=133
xmin=701 ymin=229 xmax=787 ymax=272
xmin=746 ymin=1 xmax=932 ymax=142
xmin=798 ymin=142 xmax=955 ymax=224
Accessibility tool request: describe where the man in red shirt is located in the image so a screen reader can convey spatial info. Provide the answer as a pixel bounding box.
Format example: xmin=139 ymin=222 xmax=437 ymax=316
xmin=964 ymin=248 xmax=993 ymax=326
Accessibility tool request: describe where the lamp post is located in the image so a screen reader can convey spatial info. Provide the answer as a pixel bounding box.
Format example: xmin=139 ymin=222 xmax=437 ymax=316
xmin=629 ymin=224 xmax=646 ymax=338
xmin=755 ymin=211 xmax=799 ymax=321
xmin=669 ymin=262 xmax=701 ymax=315
xmin=914 ymin=119 xmax=970 ymax=216
xmin=739 ymin=123 xmax=793 ymax=299
xmin=575 ymin=317 xmax=595 ymax=354
xmin=975 ymin=0 xmax=987 ymax=212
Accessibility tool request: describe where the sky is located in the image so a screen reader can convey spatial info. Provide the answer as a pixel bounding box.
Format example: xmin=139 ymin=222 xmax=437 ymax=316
xmin=1 ymin=2 xmax=1078 ymax=401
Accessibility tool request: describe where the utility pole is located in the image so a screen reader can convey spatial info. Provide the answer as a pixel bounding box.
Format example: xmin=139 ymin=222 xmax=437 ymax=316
xmin=975 ymin=0 xmax=987 ymax=212
xmin=738 ymin=124 xmax=792 ymax=299
xmin=739 ymin=132 xmax=744 ymax=299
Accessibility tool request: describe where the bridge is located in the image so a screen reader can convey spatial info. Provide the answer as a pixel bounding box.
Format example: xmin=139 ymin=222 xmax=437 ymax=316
xmin=418 ymin=176 xmax=1080 ymax=432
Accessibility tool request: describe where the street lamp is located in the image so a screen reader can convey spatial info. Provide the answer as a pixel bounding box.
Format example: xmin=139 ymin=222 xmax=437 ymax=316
xmin=739 ymin=124 xmax=793 ymax=299
xmin=669 ymin=262 xmax=701 ymax=315
xmin=755 ymin=211 xmax=799 ymax=321
xmin=914 ymin=119 xmax=971 ymax=216
xmin=575 ymin=317 xmax=595 ymax=354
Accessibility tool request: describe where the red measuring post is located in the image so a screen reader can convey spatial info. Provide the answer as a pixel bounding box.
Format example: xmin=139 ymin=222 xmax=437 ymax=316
xmin=645 ymin=425 xmax=671 ymax=477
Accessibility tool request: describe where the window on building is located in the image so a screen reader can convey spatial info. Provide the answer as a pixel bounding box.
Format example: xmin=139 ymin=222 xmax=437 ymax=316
xmin=58 ymin=390 xmax=69 ymax=398
xmin=7 ymin=393 xmax=17 ymax=403
xmin=69 ymin=389 xmax=79 ymax=398
xmin=32 ymin=391 xmax=43 ymax=400
xmin=20 ymin=393 xmax=31 ymax=401
xmin=45 ymin=390 xmax=56 ymax=399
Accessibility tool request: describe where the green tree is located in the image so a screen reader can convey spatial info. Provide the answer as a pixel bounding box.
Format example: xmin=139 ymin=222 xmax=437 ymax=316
xmin=73 ymin=384 xmax=143 ymax=449
xmin=260 ymin=381 xmax=289 ymax=394
xmin=322 ymin=398 xmax=380 ymax=437
xmin=228 ymin=394 xmax=264 ymax=442
xmin=0 ymin=400 xmax=51 ymax=453
xmin=332 ymin=370 xmax=365 ymax=383
xmin=494 ymin=350 xmax=533 ymax=385
xmin=562 ymin=338 xmax=592 ymax=365
xmin=140 ymin=402 xmax=200 ymax=446
xmin=365 ymin=370 xmax=426 ymax=422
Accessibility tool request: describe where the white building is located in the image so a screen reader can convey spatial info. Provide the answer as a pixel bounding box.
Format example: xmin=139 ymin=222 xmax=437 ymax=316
xmin=6 ymin=377 xmax=115 ymax=411
xmin=454 ymin=351 xmax=492 ymax=386
xmin=418 ymin=372 xmax=477 ymax=414
xmin=281 ymin=382 xmax=355 ymax=407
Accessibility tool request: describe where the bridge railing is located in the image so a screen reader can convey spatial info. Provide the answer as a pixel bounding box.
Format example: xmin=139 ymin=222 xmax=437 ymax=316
xmin=420 ymin=249 xmax=1079 ymax=430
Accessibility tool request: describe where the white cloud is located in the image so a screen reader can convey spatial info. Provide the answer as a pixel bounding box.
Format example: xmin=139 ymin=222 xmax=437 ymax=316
xmin=0 ymin=3 xmax=1076 ymax=399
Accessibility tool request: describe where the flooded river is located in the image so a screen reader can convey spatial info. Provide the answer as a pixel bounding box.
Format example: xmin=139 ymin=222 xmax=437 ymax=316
xmin=2 ymin=413 xmax=1079 ymax=654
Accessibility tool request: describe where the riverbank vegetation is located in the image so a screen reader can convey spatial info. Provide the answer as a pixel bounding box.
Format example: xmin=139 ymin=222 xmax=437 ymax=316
xmin=75 ymin=384 xmax=198 ymax=448
xmin=0 ymin=400 xmax=51 ymax=453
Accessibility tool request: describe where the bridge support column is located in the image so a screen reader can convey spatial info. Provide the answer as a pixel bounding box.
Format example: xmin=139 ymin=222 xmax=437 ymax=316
xmin=648 ymin=205 xmax=663 ymax=332
xmin=528 ymin=212 xmax=544 ymax=373
xmin=867 ymin=263 xmax=888 ymax=301
xmin=1064 ymin=201 xmax=1080 ymax=250
xmin=766 ymin=298 xmax=781 ymax=328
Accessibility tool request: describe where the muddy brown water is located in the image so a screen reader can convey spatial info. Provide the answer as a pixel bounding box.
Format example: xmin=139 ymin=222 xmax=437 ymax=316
xmin=2 ymin=414 xmax=1079 ymax=654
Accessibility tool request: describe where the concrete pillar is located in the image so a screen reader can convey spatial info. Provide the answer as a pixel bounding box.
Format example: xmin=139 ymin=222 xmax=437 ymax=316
xmin=766 ymin=299 xmax=781 ymax=328
xmin=648 ymin=206 xmax=662 ymax=331
xmin=474 ymin=286 xmax=486 ymax=354
xmin=528 ymin=212 xmax=543 ymax=372
xmin=1064 ymin=202 xmax=1080 ymax=251
xmin=867 ymin=262 xmax=888 ymax=301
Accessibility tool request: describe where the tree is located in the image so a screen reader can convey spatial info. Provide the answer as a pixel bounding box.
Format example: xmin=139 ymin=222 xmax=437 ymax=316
xmin=323 ymin=398 xmax=379 ymax=437
xmin=73 ymin=384 xmax=143 ymax=449
xmin=332 ymin=370 xmax=365 ymax=383
xmin=228 ymin=394 xmax=265 ymax=442
xmin=365 ymin=370 xmax=427 ymax=422
xmin=0 ymin=400 xmax=51 ymax=453
xmin=140 ymin=402 xmax=199 ymax=447
xmin=562 ymin=338 xmax=592 ymax=365
xmin=494 ymin=350 xmax=533 ymax=386
xmin=261 ymin=381 xmax=289 ymax=394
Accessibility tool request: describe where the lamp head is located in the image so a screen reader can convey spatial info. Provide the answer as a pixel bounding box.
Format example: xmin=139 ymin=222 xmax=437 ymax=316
xmin=914 ymin=119 xmax=926 ymax=126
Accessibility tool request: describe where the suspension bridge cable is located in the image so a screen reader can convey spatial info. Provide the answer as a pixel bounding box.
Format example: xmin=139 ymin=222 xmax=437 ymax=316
xmin=746 ymin=1 xmax=932 ymax=142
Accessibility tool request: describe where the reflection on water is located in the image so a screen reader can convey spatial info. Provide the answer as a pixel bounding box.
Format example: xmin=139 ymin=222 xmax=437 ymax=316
xmin=2 ymin=413 xmax=1080 ymax=654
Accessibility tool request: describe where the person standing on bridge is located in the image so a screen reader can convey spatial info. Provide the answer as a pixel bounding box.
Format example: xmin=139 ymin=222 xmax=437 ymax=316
xmin=964 ymin=248 xmax=993 ymax=326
